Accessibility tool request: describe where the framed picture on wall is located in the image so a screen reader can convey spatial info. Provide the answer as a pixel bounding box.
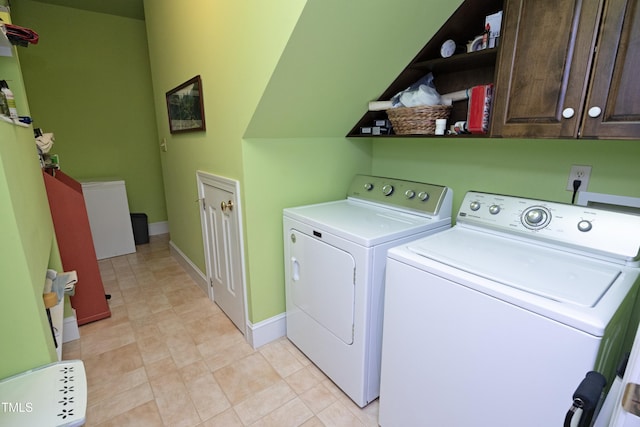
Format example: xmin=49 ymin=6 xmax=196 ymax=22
xmin=166 ymin=75 xmax=206 ymax=134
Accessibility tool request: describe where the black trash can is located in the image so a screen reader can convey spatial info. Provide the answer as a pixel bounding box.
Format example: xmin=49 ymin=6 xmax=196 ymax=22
xmin=130 ymin=213 xmax=149 ymax=245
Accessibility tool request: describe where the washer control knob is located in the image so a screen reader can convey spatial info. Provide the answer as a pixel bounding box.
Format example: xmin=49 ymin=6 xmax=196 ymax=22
xmin=578 ymin=220 xmax=593 ymax=232
xmin=522 ymin=206 xmax=552 ymax=229
xmin=364 ymin=183 xmax=374 ymax=191
xmin=489 ymin=205 xmax=501 ymax=215
xmin=470 ymin=201 xmax=481 ymax=211
xmin=418 ymin=191 xmax=430 ymax=201
xmin=526 ymin=209 xmax=545 ymax=224
xmin=405 ymin=190 xmax=416 ymax=199
xmin=382 ymin=184 xmax=394 ymax=196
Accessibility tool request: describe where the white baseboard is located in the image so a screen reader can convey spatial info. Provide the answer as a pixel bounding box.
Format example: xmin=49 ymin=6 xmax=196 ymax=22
xmin=167 ymin=237 xmax=286 ymax=350
xmin=169 ymin=240 xmax=208 ymax=296
xmin=62 ymin=311 xmax=80 ymax=343
xmin=246 ymin=313 xmax=286 ymax=349
xmin=149 ymin=221 xmax=169 ymax=236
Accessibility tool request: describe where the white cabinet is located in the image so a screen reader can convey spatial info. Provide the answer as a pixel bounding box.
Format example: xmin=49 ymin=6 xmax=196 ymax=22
xmin=81 ymin=179 xmax=136 ymax=259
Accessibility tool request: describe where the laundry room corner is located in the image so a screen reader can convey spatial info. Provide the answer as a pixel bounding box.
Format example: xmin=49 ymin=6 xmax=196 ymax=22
xmin=240 ymin=136 xmax=372 ymax=328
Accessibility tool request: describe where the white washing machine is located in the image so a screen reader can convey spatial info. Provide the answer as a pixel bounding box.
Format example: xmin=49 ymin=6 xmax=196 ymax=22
xmin=379 ymin=191 xmax=640 ymax=427
xmin=283 ymin=174 xmax=453 ymax=407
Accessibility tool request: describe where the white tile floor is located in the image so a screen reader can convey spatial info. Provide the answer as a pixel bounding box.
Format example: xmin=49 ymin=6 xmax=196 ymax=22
xmin=62 ymin=234 xmax=379 ymax=426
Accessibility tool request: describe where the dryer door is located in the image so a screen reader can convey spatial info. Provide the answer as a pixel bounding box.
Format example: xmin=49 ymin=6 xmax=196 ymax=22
xmin=288 ymin=229 xmax=355 ymax=345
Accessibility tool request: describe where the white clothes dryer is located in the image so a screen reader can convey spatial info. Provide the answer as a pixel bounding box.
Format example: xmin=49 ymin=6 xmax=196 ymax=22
xmin=283 ymin=174 xmax=453 ymax=407
xmin=379 ymin=191 xmax=640 ymax=427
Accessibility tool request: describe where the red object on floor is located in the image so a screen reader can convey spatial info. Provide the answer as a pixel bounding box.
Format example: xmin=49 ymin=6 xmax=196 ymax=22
xmin=43 ymin=170 xmax=111 ymax=325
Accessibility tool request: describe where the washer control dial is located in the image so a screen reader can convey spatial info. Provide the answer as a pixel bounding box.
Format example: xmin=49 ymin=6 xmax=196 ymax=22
xmin=364 ymin=183 xmax=374 ymax=191
xmin=405 ymin=190 xmax=416 ymax=199
xmin=418 ymin=191 xmax=430 ymax=202
xmin=470 ymin=201 xmax=481 ymax=211
xmin=489 ymin=205 xmax=501 ymax=215
xmin=578 ymin=220 xmax=593 ymax=232
xmin=382 ymin=184 xmax=394 ymax=196
xmin=522 ymin=206 xmax=551 ymax=230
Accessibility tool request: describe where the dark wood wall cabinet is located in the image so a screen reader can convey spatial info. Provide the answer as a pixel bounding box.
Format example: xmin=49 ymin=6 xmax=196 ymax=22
xmin=493 ymin=0 xmax=640 ymax=139
xmin=348 ymin=0 xmax=640 ymax=140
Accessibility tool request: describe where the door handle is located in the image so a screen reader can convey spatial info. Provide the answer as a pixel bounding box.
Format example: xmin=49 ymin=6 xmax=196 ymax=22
xmin=291 ymin=257 xmax=300 ymax=281
xmin=220 ymin=200 xmax=234 ymax=211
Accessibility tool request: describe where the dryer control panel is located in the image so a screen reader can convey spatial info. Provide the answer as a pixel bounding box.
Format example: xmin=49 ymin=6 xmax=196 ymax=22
xmin=457 ymin=191 xmax=640 ymax=263
xmin=347 ymin=175 xmax=452 ymax=218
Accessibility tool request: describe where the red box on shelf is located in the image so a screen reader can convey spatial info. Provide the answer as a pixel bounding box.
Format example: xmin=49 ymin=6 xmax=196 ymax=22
xmin=467 ymin=84 xmax=494 ymax=134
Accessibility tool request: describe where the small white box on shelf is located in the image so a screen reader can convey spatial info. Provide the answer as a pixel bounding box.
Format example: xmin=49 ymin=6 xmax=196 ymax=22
xmin=485 ymin=11 xmax=503 ymax=48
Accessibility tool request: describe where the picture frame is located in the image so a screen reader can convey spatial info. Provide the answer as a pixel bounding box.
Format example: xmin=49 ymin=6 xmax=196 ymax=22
xmin=166 ymin=75 xmax=206 ymax=134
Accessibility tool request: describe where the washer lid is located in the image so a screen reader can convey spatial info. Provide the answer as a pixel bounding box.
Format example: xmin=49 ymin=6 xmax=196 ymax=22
xmin=407 ymin=228 xmax=622 ymax=307
xmin=284 ymin=199 xmax=448 ymax=247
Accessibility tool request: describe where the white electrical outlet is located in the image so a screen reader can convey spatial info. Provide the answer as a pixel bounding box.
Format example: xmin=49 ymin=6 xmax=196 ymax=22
xmin=566 ymin=165 xmax=592 ymax=191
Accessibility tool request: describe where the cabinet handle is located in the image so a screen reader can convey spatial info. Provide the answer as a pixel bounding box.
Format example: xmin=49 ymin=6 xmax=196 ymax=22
xmin=562 ymin=108 xmax=575 ymax=119
xmin=588 ymin=106 xmax=602 ymax=118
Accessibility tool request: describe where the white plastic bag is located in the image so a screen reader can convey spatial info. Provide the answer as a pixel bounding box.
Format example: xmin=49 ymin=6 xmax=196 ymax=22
xmin=391 ymin=73 xmax=442 ymax=108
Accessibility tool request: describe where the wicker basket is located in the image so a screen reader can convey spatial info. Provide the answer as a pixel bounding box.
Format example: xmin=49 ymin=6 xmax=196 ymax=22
xmin=386 ymin=104 xmax=452 ymax=135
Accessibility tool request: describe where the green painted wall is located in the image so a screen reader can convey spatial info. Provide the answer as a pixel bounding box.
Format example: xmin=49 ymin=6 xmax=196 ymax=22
xmin=143 ymin=0 xmax=308 ymax=322
xmin=11 ymin=1 xmax=167 ymax=223
xmin=372 ymin=138 xmax=640 ymax=214
xmin=0 ymin=7 xmax=59 ymax=378
xmin=241 ymin=137 xmax=371 ymax=321
xmin=244 ymin=0 xmax=461 ymax=139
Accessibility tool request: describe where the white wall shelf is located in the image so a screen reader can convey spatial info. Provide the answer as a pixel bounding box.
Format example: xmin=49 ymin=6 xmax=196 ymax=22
xmin=0 ymin=23 xmax=13 ymax=57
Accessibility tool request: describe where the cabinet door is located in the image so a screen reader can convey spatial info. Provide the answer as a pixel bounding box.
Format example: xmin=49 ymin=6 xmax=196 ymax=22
xmin=491 ymin=0 xmax=602 ymax=138
xmin=581 ymin=0 xmax=640 ymax=138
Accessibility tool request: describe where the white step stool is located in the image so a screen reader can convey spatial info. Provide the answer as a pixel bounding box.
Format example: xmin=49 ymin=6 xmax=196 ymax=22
xmin=0 ymin=360 xmax=86 ymax=426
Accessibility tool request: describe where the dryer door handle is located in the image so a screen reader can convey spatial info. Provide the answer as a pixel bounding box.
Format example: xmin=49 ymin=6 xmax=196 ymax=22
xmin=291 ymin=257 xmax=300 ymax=281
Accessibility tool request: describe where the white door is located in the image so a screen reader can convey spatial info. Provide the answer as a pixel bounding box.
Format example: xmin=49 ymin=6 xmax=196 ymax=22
xmin=197 ymin=172 xmax=247 ymax=334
